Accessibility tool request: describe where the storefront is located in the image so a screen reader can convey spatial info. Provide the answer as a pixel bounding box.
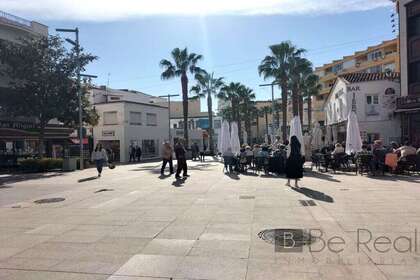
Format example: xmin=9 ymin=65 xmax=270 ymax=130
xmin=0 ymin=120 xmax=72 ymax=161
xmin=396 ymin=95 xmax=420 ymax=147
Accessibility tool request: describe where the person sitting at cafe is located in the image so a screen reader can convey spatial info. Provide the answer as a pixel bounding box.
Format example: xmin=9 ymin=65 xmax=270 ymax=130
xmin=257 ymin=146 xmax=270 ymax=158
xmin=372 ymin=140 xmax=387 ymax=173
xmin=395 ymin=141 xmax=417 ymax=160
xmin=245 ymin=146 xmax=253 ymax=157
xmin=252 ymin=144 xmax=261 ymax=157
xmin=332 ymin=143 xmax=345 ymax=155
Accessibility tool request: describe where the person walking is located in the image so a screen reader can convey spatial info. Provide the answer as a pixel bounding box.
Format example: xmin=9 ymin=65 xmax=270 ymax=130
xmin=285 ymin=136 xmax=304 ymax=188
xmin=135 ymin=145 xmax=142 ymax=162
xmin=174 ymin=139 xmax=188 ymax=179
xmin=160 ymin=141 xmax=174 ymax=175
xmin=91 ymin=143 xmax=108 ymax=178
xmin=129 ymin=143 xmax=136 ymax=162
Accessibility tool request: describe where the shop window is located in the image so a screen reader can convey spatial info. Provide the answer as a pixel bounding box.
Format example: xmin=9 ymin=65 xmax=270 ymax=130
xmin=367 ymin=133 xmax=380 ymax=144
xmin=103 ymin=111 xmax=118 ymax=125
xmin=146 ymin=113 xmax=157 ymax=126
xmin=214 ymin=120 xmax=222 ymax=129
xmin=366 ymin=95 xmax=380 ymax=116
xmin=129 ymin=111 xmax=142 ymax=125
xmin=142 ymin=139 xmax=157 ymax=157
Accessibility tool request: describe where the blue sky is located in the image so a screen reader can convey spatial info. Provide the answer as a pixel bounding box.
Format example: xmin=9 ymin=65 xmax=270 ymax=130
xmin=1 ymin=1 xmax=396 ymax=105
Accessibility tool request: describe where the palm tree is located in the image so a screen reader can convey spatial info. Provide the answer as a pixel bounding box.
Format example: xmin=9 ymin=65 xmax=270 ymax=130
xmin=303 ymin=74 xmax=322 ymax=130
xmin=260 ymin=106 xmax=272 ymax=139
xmin=160 ymin=48 xmax=203 ymax=147
xmin=190 ymin=70 xmax=224 ymax=154
xmin=251 ymin=106 xmax=263 ymax=143
xmin=258 ymin=42 xmax=305 ymax=141
xmin=218 ymin=82 xmax=243 ymax=138
xmin=238 ymin=87 xmax=256 ymax=144
xmin=289 ymin=57 xmax=312 ymax=123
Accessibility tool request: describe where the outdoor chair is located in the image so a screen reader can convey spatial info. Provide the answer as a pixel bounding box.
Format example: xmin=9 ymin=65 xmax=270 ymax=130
xmin=254 ymin=156 xmax=269 ymax=174
xmin=223 ymin=156 xmax=236 ymax=174
xmin=239 ymin=155 xmax=254 ymax=173
xmin=398 ymin=155 xmax=417 ymax=175
xmin=311 ymin=153 xmax=322 ymax=171
xmin=356 ymin=154 xmax=373 ymax=175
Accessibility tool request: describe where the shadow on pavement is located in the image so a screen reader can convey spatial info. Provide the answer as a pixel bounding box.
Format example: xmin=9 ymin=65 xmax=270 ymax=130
xmin=304 ymin=170 xmax=341 ymax=183
xmin=225 ymin=173 xmax=240 ymax=180
xmin=172 ymin=178 xmax=186 ymax=187
xmin=291 ymin=186 xmax=334 ymax=203
xmin=78 ymin=176 xmax=98 ymax=183
xmin=0 ymin=172 xmax=64 ymax=186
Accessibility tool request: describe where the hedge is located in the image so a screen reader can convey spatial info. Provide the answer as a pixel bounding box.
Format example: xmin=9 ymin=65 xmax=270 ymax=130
xmin=19 ymin=158 xmax=63 ymax=172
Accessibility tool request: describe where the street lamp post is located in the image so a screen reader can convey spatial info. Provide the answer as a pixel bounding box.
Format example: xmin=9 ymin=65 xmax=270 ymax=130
xmin=259 ymin=82 xmax=280 ymax=135
xmin=56 ymin=28 xmax=97 ymax=170
xmin=158 ymin=94 xmax=179 ymax=145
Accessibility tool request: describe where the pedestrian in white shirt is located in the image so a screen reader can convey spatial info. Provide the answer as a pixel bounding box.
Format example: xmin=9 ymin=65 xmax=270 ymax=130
xmin=91 ymin=143 xmax=108 ymax=177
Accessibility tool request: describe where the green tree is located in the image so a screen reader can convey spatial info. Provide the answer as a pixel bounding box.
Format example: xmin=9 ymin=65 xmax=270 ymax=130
xmin=190 ymin=70 xmax=224 ymax=154
xmin=258 ymin=42 xmax=305 ymax=141
xmin=238 ymin=87 xmax=256 ymax=145
xmin=289 ymin=57 xmax=312 ymax=123
xmin=0 ymin=36 xmax=97 ymax=156
xmin=302 ymin=74 xmax=322 ymax=130
xmin=260 ymin=106 xmax=272 ymax=139
xmin=218 ymin=82 xmax=243 ymax=138
xmin=160 ymin=48 xmax=203 ymax=147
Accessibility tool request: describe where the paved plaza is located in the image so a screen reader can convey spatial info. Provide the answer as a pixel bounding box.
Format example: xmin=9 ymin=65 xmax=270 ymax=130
xmin=0 ymin=160 xmax=420 ymax=280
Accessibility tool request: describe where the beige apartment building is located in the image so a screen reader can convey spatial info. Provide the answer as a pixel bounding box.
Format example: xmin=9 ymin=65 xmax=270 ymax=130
xmin=313 ymin=38 xmax=400 ymax=125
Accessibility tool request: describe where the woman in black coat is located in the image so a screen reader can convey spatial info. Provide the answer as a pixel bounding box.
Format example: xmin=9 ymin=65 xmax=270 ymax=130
xmin=285 ymin=136 xmax=304 ymax=188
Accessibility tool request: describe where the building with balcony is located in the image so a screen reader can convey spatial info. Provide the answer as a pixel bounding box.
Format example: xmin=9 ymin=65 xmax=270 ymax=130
xmin=396 ymin=0 xmax=420 ymax=147
xmin=325 ymin=72 xmax=401 ymax=145
xmin=314 ymin=38 xmax=400 ymax=125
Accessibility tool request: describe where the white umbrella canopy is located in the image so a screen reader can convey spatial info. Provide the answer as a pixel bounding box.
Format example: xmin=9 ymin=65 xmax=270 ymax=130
xmin=310 ymin=122 xmax=323 ymax=150
xmin=264 ymin=134 xmax=269 ymax=144
xmin=219 ymin=120 xmax=231 ymax=154
xmin=288 ymin=116 xmax=305 ymax=156
xmin=230 ymin=122 xmax=241 ymax=155
xmin=345 ymin=111 xmax=363 ymax=155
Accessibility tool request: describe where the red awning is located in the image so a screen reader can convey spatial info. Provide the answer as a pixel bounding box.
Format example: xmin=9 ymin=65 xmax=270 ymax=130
xmin=70 ymin=138 xmax=89 ymax=144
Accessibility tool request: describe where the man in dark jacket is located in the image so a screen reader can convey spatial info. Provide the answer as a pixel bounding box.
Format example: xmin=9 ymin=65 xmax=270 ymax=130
xmin=174 ymin=139 xmax=188 ymax=179
xmin=129 ymin=144 xmax=136 ymax=162
xmin=135 ymin=145 xmax=142 ymax=162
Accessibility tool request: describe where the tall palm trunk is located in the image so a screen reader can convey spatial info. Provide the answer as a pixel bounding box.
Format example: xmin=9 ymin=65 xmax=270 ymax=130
xmin=181 ymin=72 xmax=189 ymax=147
xmin=281 ymin=83 xmax=288 ymax=141
xmin=292 ymin=86 xmax=299 ymax=117
xmin=265 ymin=111 xmax=269 ymax=137
xmin=255 ymin=115 xmax=260 ymax=144
xmin=298 ymin=94 xmax=304 ymax=125
xmin=307 ymin=94 xmax=312 ymax=131
xmin=207 ymin=93 xmax=214 ymax=154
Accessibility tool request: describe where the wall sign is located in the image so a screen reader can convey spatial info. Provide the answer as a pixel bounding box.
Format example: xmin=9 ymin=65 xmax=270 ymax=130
xmin=102 ymin=130 xmax=115 ymax=137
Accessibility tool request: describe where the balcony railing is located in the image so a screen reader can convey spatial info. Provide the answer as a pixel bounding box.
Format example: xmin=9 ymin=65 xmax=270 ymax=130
xmin=0 ymin=10 xmax=31 ymax=28
xmin=396 ymin=94 xmax=420 ymax=110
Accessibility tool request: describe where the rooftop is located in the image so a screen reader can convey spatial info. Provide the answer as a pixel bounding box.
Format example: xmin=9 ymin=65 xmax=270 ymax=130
xmin=339 ymin=72 xmax=400 ymax=83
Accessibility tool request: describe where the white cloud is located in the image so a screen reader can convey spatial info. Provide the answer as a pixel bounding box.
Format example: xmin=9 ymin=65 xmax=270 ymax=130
xmin=0 ymin=0 xmax=393 ymax=21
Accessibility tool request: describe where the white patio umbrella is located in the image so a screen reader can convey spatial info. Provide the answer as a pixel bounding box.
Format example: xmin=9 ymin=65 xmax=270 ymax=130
xmin=219 ymin=120 xmax=231 ymax=154
xmin=230 ymin=122 xmax=241 ymax=155
xmin=288 ymin=116 xmax=305 ymax=156
xmin=310 ymin=122 xmax=323 ymax=151
xmin=332 ymin=125 xmax=338 ymax=144
xmin=345 ymin=111 xmax=363 ymax=155
xmin=264 ymin=134 xmax=269 ymax=144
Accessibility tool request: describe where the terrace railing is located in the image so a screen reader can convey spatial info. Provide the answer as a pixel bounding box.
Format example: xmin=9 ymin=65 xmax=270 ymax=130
xmin=0 ymin=10 xmax=32 ymax=29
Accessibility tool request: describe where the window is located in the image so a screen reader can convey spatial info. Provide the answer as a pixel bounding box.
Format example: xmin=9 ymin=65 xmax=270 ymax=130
xmin=142 ymin=139 xmax=157 ymax=157
xmin=103 ymin=111 xmax=118 ymax=125
xmin=367 ymin=50 xmax=383 ymax=61
xmin=214 ymin=120 xmax=221 ymax=129
xmin=383 ymin=63 xmax=395 ymax=73
xmin=409 ymin=61 xmax=420 ymax=83
xmin=366 ymin=95 xmax=379 ymax=116
xmin=367 ymin=65 xmax=382 ymax=73
xmin=146 ymin=113 xmax=157 ymax=126
xmin=129 ymin=112 xmax=142 ymax=125
xmin=331 ymin=63 xmax=343 ymax=74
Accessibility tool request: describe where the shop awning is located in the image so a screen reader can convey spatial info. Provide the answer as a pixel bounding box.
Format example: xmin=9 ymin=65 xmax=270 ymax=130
xmin=394 ymin=108 xmax=420 ymax=113
xmin=70 ymin=138 xmax=89 ymax=145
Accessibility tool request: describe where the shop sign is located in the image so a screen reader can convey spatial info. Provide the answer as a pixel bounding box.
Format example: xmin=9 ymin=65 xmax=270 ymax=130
xmin=102 ymin=130 xmax=115 ymax=137
xmin=0 ymin=121 xmax=36 ymax=130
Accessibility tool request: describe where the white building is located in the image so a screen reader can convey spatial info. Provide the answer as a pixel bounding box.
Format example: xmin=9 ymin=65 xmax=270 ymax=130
xmin=91 ymin=87 xmax=169 ymax=162
xmin=325 ymin=72 xmax=401 ymax=144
